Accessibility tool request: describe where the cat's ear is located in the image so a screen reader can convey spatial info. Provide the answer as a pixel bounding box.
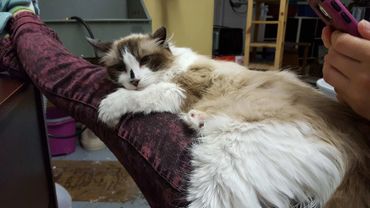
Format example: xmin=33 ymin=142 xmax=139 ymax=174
xmin=86 ymin=37 xmax=112 ymax=54
xmin=151 ymin=27 xmax=168 ymax=47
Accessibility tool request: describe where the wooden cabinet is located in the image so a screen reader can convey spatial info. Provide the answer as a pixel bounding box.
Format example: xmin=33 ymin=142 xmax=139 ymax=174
xmin=0 ymin=78 xmax=57 ymax=208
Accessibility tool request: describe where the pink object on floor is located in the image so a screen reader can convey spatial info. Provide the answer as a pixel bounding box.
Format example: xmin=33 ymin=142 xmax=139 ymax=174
xmin=46 ymin=107 xmax=77 ymax=156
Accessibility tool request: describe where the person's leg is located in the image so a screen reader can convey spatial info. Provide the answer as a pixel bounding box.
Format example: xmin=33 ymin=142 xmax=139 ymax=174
xmin=0 ymin=36 xmax=25 ymax=79
xmin=2 ymin=12 xmax=193 ymax=207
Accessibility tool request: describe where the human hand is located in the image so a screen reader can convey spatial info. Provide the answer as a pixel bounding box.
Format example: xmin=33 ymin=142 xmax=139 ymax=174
xmin=322 ymin=20 xmax=370 ymax=120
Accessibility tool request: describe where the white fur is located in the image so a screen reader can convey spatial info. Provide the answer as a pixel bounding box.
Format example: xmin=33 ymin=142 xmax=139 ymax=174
xmin=187 ymin=115 xmax=345 ymax=208
xmin=213 ymin=60 xmax=246 ymax=76
xmin=98 ymin=82 xmax=185 ymax=127
xmin=171 ymin=47 xmax=199 ymax=72
xmin=149 ymin=47 xmax=200 ymax=82
xmin=123 ymin=48 xmax=140 ymax=71
xmin=118 ymin=50 xmax=155 ymax=90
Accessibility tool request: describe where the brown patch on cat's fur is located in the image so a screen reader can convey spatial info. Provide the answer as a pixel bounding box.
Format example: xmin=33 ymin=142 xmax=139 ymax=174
xmin=105 ymin=62 xmax=126 ymax=82
xmin=172 ymin=63 xmax=214 ymax=112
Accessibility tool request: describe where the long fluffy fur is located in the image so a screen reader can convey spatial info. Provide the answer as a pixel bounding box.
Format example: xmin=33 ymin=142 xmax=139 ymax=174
xmin=188 ymin=118 xmax=344 ymax=208
xmin=93 ymin=28 xmax=370 ymax=208
xmin=180 ymin=62 xmax=370 ymax=208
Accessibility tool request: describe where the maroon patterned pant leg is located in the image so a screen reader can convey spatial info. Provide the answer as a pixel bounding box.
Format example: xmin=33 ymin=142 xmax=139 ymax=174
xmin=6 ymin=12 xmax=193 ymax=208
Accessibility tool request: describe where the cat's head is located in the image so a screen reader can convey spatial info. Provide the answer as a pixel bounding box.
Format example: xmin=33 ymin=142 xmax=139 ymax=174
xmin=88 ymin=27 xmax=174 ymax=90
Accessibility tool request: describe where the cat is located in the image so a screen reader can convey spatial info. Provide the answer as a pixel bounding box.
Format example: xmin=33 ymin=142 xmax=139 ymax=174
xmin=88 ymin=27 xmax=370 ymax=208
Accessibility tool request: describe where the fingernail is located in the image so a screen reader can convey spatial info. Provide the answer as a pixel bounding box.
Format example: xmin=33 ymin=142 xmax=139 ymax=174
xmin=360 ymin=19 xmax=370 ymax=26
xmin=360 ymin=20 xmax=370 ymax=32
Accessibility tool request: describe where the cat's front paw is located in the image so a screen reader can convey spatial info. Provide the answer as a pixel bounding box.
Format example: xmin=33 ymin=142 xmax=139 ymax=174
xmin=182 ymin=109 xmax=207 ymax=129
xmin=98 ymin=99 xmax=123 ymax=127
xmin=98 ymin=89 xmax=128 ymax=127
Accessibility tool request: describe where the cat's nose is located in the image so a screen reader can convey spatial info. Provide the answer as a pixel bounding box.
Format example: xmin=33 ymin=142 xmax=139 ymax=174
xmin=130 ymin=79 xmax=140 ymax=87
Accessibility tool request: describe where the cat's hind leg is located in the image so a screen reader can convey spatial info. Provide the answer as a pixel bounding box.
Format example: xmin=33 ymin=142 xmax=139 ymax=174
xmin=181 ymin=109 xmax=207 ymax=130
xmin=181 ymin=111 xmax=238 ymax=133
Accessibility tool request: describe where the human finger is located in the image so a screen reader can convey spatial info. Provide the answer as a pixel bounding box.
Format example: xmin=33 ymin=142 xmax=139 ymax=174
xmin=323 ymin=60 xmax=350 ymax=93
xmin=330 ymin=30 xmax=370 ymax=61
xmin=326 ymin=48 xmax=360 ymax=79
xmin=334 ymin=88 xmax=347 ymax=105
xmin=357 ymin=20 xmax=370 ymax=40
xmin=321 ymin=26 xmax=332 ymax=48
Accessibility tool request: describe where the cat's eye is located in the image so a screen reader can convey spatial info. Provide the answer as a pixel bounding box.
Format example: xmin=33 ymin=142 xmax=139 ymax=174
xmin=140 ymin=55 xmax=152 ymax=66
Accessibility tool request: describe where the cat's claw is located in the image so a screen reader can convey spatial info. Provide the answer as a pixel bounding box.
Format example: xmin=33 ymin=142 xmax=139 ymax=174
xmin=182 ymin=109 xmax=207 ymax=129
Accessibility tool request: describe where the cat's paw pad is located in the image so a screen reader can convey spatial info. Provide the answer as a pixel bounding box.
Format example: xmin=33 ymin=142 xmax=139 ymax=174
xmin=183 ymin=109 xmax=207 ymax=129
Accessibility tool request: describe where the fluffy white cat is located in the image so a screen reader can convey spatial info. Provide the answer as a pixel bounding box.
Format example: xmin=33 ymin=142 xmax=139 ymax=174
xmin=88 ymin=27 xmax=370 ymax=208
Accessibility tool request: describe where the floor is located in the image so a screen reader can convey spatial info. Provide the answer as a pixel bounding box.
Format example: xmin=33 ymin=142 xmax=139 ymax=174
xmin=53 ymin=142 xmax=150 ymax=208
xmin=72 ymin=198 xmax=149 ymax=208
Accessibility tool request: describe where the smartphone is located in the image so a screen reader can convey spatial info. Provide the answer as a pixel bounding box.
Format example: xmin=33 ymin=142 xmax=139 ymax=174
xmin=308 ymin=0 xmax=360 ymax=37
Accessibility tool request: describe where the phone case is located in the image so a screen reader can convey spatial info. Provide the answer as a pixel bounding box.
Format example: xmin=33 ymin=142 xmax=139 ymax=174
xmin=308 ymin=0 xmax=360 ymax=37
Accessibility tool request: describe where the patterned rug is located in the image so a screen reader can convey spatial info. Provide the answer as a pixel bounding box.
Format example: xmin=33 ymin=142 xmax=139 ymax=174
xmin=52 ymin=160 xmax=141 ymax=203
